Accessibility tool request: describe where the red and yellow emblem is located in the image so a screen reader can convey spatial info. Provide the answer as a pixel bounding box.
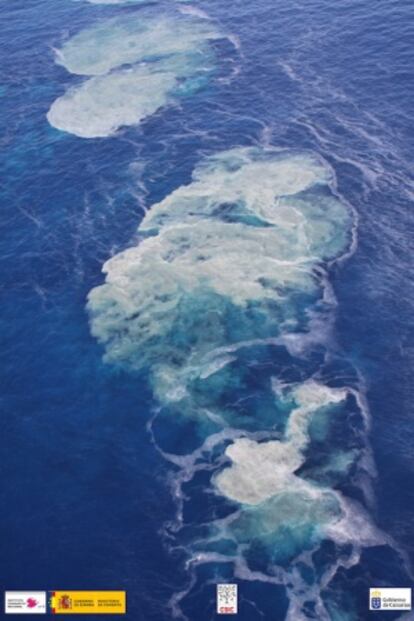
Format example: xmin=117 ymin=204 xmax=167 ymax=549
xmin=50 ymin=591 xmax=126 ymax=614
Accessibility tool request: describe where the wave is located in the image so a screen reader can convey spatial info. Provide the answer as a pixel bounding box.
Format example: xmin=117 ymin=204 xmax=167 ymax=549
xmin=47 ymin=12 xmax=229 ymax=138
xmin=87 ymin=146 xmax=394 ymax=618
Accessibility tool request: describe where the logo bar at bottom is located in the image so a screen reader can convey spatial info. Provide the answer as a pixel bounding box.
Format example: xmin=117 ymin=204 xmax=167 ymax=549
xmin=50 ymin=591 xmax=126 ymax=615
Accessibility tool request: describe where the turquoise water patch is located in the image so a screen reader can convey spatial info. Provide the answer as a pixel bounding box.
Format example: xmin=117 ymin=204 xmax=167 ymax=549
xmin=89 ymin=147 xmax=352 ymax=381
xmin=229 ymin=491 xmax=341 ymax=564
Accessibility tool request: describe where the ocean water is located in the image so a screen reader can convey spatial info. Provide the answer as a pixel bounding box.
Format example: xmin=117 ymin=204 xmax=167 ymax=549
xmin=1 ymin=0 xmax=413 ymax=620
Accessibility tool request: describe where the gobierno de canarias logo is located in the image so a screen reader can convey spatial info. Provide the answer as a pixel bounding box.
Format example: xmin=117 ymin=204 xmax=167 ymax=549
xmin=370 ymin=590 xmax=382 ymax=610
xmin=369 ymin=587 xmax=411 ymax=611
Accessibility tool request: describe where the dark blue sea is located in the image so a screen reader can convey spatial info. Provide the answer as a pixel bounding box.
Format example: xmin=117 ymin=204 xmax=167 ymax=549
xmin=1 ymin=0 xmax=413 ymax=619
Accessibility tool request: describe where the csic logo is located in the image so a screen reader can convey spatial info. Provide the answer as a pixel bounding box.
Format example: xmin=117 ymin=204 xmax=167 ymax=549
xmin=370 ymin=590 xmax=382 ymax=610
xmin=217 ymin=584 xmax=238 ymax=615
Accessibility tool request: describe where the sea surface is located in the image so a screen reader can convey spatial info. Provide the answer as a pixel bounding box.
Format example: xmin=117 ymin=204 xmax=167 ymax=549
xmin=1 ymin=0 xmax=414 ymax=619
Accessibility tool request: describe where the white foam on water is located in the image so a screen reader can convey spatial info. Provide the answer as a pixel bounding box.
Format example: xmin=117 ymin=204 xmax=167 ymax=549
xmin=47 ymin=66 xmax=177 ymax=138
xmin=56 ymin=15 xmax=221 ymax=76
xmin=178 ymin=5 xmax=211 ymax=20
xmin=48 ymin=13 xmax=225 ymax=137
xmin=140 ymin=148 xmax=335 ymax=230
xmin=88 ymin=147 xmax=352 ymax=373
xmin=86 ymin=146 xmax=392 ymax=618
xmin=90 ymin=219 xmax=317 ymax=338
xmin=139 ymin=148 xmax=351 ymax=268
xmin=215 ymin=381 xmax=347 ymax=505
xmin=325 ymin=495 xmax=386 ymax=548
xmin=146 ymin=415 xmax=278 ymax=527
